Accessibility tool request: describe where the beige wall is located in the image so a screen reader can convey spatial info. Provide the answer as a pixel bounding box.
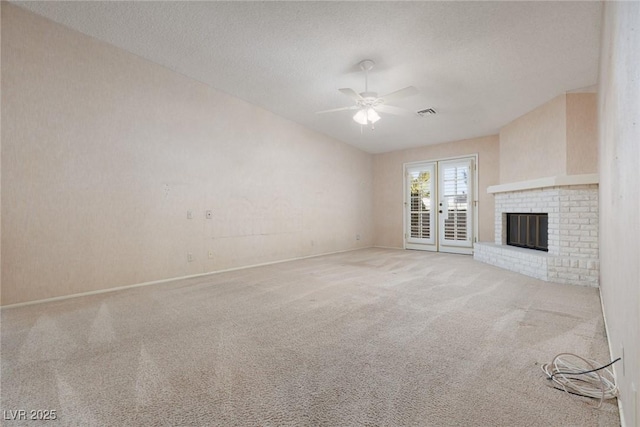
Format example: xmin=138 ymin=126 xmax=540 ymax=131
xmin=499 ymin=93 xmax=597 ymax=184
xmin=599 ymin=2 xmax=640 ymax=426
xmin=1 ymin=4 xmax=373 ymax=305
xmin=567 ymin=93 xmax=598 ymax=175
xmin=500 ymin=94 xmax=567 ymax=183
xmin=373 ymin=135 xmax=499 ymax=248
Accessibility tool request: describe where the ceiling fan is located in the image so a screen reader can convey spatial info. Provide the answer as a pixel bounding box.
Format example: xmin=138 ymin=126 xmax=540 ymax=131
xmin=316 ymin=59 xmax=418 ymax=128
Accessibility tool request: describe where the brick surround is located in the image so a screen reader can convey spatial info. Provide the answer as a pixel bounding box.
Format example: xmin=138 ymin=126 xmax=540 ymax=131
xmin=474 ymin=184 xmax=599 ymax=286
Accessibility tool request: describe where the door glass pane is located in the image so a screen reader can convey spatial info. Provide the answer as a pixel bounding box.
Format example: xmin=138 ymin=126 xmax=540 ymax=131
xmin=441 ymin=165 xmax=469 ymax=241
xmin=410 ymin=170 xmax=431 ymax=239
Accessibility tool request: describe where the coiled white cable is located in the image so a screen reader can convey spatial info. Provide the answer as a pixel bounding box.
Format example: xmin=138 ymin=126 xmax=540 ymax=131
xmin=541 ymin=352 xmax=619 ymax=408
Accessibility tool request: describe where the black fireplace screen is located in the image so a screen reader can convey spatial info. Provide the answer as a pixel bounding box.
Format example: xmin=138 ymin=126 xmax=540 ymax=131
xmin=506 ymin=213 xmax=548 ymax=252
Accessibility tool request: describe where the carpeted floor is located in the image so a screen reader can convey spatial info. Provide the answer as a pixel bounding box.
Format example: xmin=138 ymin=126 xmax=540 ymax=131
xmin=1 ymin=248 xmax=619 ymax=426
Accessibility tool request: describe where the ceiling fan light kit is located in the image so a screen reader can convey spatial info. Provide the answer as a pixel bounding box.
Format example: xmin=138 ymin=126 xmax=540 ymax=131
xmin=353 ymin=107 xmax=380 ymax=126
xmin=353 ymin=109 xmax=368 ymax=126
xmin=367 ymin=108 xmax=381 ymax=123
xmin=316 ymin=59 xmax=418 ymax=130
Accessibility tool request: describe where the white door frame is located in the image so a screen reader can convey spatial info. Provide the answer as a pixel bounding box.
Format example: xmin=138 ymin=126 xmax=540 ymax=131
xmin=403 ymin=154 xmax=479 ymax=254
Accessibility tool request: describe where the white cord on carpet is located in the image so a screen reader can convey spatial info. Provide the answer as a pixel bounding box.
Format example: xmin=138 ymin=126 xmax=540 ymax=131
xmin=541 ymin=352 xmax=619 ymax=408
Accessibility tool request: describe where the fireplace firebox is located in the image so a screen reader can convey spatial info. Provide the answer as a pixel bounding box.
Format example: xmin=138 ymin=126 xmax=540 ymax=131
xmin=506 ymin=213 xmax=548 ymax=252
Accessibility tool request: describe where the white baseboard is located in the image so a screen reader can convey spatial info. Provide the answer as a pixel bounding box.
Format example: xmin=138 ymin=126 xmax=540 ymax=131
xmin=599 ymin=288 xmax=627 ymax=427
xmin=1 ymin=247 xmax=372 ymax=310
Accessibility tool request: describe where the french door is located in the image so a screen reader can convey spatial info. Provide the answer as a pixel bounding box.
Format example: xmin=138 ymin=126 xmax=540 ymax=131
xmin=405 ymin=156 xmax=476 ymax=254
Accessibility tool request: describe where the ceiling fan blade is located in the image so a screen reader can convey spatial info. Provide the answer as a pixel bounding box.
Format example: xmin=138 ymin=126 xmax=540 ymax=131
xmin=380 ymin=86 xmax=419 ymax=103
xmin=316 ymin=106 xmax=358 ymax=114
xmin=376 ymin=104 xmax=415 ymax=116
xmin=338 ymin=88 xmax=364 ymax=101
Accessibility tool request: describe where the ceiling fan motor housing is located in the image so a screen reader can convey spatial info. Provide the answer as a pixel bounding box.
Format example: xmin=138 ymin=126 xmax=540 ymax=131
xmin=358 ymin=92 xmax=382 ymax=108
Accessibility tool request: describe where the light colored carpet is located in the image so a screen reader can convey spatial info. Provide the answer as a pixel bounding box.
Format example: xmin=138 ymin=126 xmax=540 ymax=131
xmin=1 ymin=248 xmax=619 ymax=426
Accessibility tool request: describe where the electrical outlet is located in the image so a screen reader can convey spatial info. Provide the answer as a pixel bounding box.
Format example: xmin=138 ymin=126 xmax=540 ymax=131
xmin=187 ymin=253 xmax=194 ymax=262
xmin=356 ymin=234 xmax=361 ymax=240
xmin=208 ymin=250 xmax=214 ymax=259
xmin=206 ymin=210 xmax=212 ymax=219
xmin=187 ymin=210 xmax=193 ymax=219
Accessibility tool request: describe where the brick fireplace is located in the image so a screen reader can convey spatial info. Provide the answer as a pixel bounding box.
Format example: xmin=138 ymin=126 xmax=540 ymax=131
xmin=474 ymin=174 xmax=599 ymax=286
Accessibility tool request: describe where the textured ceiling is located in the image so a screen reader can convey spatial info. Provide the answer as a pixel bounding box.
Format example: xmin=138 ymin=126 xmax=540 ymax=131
xmin=14 ymin=1 xmax=602 ymax=154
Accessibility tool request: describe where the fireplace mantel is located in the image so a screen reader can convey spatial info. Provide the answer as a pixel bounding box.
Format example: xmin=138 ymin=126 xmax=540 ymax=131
xmin=487 ymin=173 xmax=599 ymax=194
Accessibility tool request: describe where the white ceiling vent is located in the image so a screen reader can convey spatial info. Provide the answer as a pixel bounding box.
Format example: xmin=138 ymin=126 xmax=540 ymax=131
xmin=417 ymin=108 xmax=437 ymax=117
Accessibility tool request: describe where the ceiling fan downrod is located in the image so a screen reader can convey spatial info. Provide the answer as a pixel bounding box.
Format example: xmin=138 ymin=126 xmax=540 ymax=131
xmin=356 ymin=60 xmax=378 ymax=129
xmin=359 ymin=59 xmax=375 ymax=93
